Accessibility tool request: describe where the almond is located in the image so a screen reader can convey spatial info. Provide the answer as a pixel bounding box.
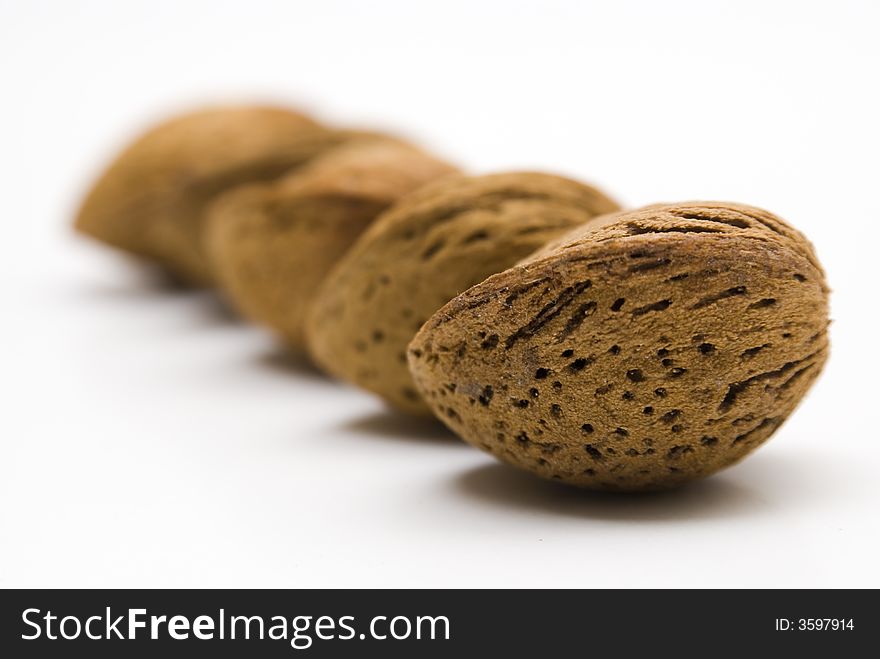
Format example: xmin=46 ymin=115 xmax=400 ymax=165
xmin=408 ymin=202 xmax=830 ymax=490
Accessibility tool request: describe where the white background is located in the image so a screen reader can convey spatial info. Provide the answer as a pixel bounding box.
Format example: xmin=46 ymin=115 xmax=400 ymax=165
xmin=2 ymin=0 xmax=878 ymax=588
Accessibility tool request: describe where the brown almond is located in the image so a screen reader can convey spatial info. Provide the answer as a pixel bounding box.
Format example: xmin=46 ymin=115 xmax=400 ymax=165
xmin=408 ymin=202 xmax=830 ymax=491
xmin=206 ymin=139 xmax=458 ymax=350
xmin=306 ymin=172 xmax=620 ymax=414
xmin=74 ymin=105 xmax=370 ymax=284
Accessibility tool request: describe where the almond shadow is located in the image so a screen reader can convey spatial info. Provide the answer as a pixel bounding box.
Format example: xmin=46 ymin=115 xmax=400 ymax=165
xmin=451 ymin=461 xmax=771 ymax=522
xmin=258 ymin=346 xmax=329 ymax=382
xmin=340 ymin=409 xmax=461 ymax=445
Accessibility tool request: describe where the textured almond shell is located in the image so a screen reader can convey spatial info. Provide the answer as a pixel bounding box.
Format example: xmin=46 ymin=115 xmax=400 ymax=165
xmin=206 ymin=139 xmax=459 ymax=350
xmin=306 ymin=172 xmax=620 ymax=414
xmin=74 ymin=106 xmax=365 ymax=284
xmin=408 ymin=202 xmax=830 ymax=491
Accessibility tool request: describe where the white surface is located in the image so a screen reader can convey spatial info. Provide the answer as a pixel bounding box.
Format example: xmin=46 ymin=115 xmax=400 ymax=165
xmin=1 ymin=0 xmax=879 ymax=588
